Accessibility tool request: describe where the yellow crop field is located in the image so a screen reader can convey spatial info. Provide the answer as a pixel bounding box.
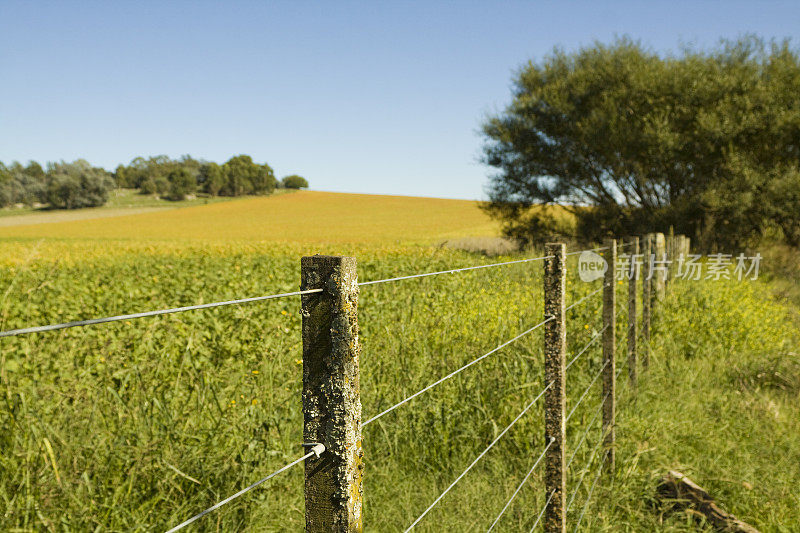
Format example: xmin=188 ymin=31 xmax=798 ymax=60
xmin=0 ymin=190 xmax=500 ymax=245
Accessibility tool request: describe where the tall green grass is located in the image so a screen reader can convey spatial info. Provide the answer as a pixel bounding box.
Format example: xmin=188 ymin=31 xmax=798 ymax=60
xmin=1 ymin=241 xmax=797 ymax=531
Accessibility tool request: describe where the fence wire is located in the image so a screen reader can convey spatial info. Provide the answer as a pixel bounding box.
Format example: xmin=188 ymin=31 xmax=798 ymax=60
xmin=565 ymin=286 xmax=603 ymax=312
xmin=404 ymin=382 xmax=552 ymax=532
xmin=164 ymin=443 xmax=324 ymax=533
xmin=358 ymin=253 xmax=553 ymax=287
xmin=565 ymin=360 xmax=609 ymax=424
xmin=486 ymin=437 xmax=555 ymax=532
xmin=565 ymin=326 xmax=606 ymax=372
xmin=363 ymin=316 xmax=553 ymax=426
xmin=565 ymin=425 xmax=608 ymax=515
xmin=573 ymin=453 xmax=607 ymax=532
xmin=567 ymin=389 xmax=610 ymax=470
xmin=527 ymin=489 xmax=556 ymax=533
xmin=0 ymin=288 xmax=324 ymax=338
xmin=0 ymin=246 xmax=605 ymax=338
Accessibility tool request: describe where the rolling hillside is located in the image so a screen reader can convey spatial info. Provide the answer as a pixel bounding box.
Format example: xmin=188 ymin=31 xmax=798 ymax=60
xmin=0 ymin=191 xmax=500 ymax=244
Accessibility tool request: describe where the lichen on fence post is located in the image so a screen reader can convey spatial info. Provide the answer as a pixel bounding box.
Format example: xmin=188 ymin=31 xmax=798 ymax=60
xmin=602 ymin=239 xmax=616 ymax=473
xmin=642 ymin=234 xmax=652 ymax=369
xmin=543 ymin=243 xmax=566 ymax=533
xmin=627 ymin=236 xmax=638 ymax=389
xmin=301 ymin=255 xmax=363 ymax=533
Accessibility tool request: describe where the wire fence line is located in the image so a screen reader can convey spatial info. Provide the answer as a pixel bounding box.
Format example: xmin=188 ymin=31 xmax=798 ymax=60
xmin=0 ymin=288 xmax=325 ymax=338
xmin=573 ymin=453 xmax=608 ymax=533
xmin=363 ymin=316 xmax=553 ymax=426
xmin=528 ymin=490 xmax=556 ymax=533
xmin=566 ymin=246 xmax=608 ymax=256
xmin=165 ymin=443 xmax=325 ymax=533
xmin=364 ymin=284 xmax=604 ymax=427
xmin=565 ymin=360 xmax=609 ymax=424
xmin=487 ymin=437 xmax=555 ymax=532
xmin=357 ymin=253 xmax=554 ymax=287
xmin=404 ymin=382 xmax=553 ymax=532
xmin=565 ymin=326 xmax=606 ymax=372
xmin=566 ymin=389 xmax=611 ymax=470
xmin=1 ymin=239 xmax=657 ymax=531
xmin=565 ymin=286 xmax=604 ymax=312
xmin=0 ymin=247 xmax=603 ymax=339
xmin=565 ymin=424 xmax=609 ymax=515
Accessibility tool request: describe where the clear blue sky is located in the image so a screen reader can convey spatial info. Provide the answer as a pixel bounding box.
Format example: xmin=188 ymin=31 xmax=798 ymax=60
xmin=1 ymin=1 xmax=798 ymax=200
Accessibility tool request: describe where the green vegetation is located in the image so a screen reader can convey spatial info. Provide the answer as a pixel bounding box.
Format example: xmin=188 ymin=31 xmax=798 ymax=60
xmin=0 ymin=160 xmax=113 ymax=210
xmin=0 ymin=154 xmax=309 ymax=211
xmin=280 ymin=175 xmax=309 ymax=189
xmin=0 ymin=239 xmax=797 ymax=531
xmin=116 ymin=154 xmax=279 ymax=199
xmin=44 ymin=160 xmax=115 ymax=209
xmin=482 ymin=36 xmax=800 ymax=250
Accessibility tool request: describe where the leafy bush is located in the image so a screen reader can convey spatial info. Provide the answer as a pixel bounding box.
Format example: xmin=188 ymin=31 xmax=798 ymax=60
xmin=44 ymin=160 xmax=114 ymax=209
xmin=165 ymin=168 xmax=197 ymax=201
xmin=281 ymin=175 xmax=308 ymax=189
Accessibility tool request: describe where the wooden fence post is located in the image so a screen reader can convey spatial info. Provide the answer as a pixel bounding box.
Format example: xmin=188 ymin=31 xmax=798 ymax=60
xmin=301 ymin=255 xmax=364 ymax=533
xmin=543 ymin=243 xmax=566 ymax=533
xmin=642 ymin=234 xmax=652 ymax=369
xmin=666 ymin=227 xmax=674 ymax=288
xmin=602 ymin=239 xmax=616 ymax=473
xmin=626 ymin=236 xmax=638 ymax=389
xmin=654 ymin=232 xmax=666 ymax=303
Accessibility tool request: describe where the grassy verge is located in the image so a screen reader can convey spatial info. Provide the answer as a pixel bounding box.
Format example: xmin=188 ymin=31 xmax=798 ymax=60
xmin=0 ymin=241 xmax=797 ymax=531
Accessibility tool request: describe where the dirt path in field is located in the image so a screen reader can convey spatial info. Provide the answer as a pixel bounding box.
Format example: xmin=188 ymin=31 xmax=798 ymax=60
xmin=0 ymin=207 xmax=171 ymax=227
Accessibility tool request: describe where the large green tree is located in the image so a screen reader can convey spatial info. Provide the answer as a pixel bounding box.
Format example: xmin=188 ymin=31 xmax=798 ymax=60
xmin=221 ymin=155 xmax=276 ymax=196
xmin=482 ymin=36 xmax=800 ymax=249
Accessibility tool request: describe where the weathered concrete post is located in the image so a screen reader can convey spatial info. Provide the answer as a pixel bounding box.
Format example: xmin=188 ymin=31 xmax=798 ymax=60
xmin=654 ymin=232 xmax=666 ymax=303
xmin=301 ymin=256 xmax=363 ymax=533
xmin=602 ymin=239 xmax=616 ymax=473
xmin=626 ymin=236 xmax=639 ymax=389
xmin=543 ymin=243 xmax=566 ymax=533
xmin=642 ymin=234 xmax=652 ymax=370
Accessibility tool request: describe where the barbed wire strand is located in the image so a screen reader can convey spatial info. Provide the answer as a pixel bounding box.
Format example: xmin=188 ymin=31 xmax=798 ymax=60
xmin=527 ymin=490 xmax=556 ymax=533
xmin=165 ymin=444 xmax=324 ymax=533
xmin=404 ymin=382 xmax=553 ymax=532
xmin=363 ymin=318 xmax=553 ymax=427
xmin=0 ymin=288 xmax=324 ymax=338
xmin=573 ymin=453 xmax=607 ymax=533
xmin=565 ymin=326 xmax=606 ymax=372
xmin=565 ymin=360 xmax=609 ymax=424
xmin=486 ymin=437 xmax=555 ymax=532
xmin=358 ymin=254 xmax=554 ymax=287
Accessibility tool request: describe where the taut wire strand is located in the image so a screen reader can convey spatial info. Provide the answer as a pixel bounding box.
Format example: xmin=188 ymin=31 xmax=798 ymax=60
xmin=404 ymin=382 xmax=553 ymax=531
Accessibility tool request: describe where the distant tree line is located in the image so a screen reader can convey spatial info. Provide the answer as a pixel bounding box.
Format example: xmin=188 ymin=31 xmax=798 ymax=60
xmin=482 ymin=36 xmax=800 ymax=250
xmin=0 ymin=154 xmax=308 ymax=209
xmin=0 ymin=160 xmax=114 ymax=209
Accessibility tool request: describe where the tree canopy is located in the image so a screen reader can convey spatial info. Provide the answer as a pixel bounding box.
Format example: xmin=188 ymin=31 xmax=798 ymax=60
xmin=1 ymin=153 xmax=304 ymax=210
xmin=281 ymin=175 xmax=309 ymax=189
xmin=482 ymin=36 xmax=800 ymax=249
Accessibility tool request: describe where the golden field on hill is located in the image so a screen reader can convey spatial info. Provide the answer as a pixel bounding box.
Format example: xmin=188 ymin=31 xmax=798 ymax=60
xmin=0 ymin=191 xmax=500 ymax=244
